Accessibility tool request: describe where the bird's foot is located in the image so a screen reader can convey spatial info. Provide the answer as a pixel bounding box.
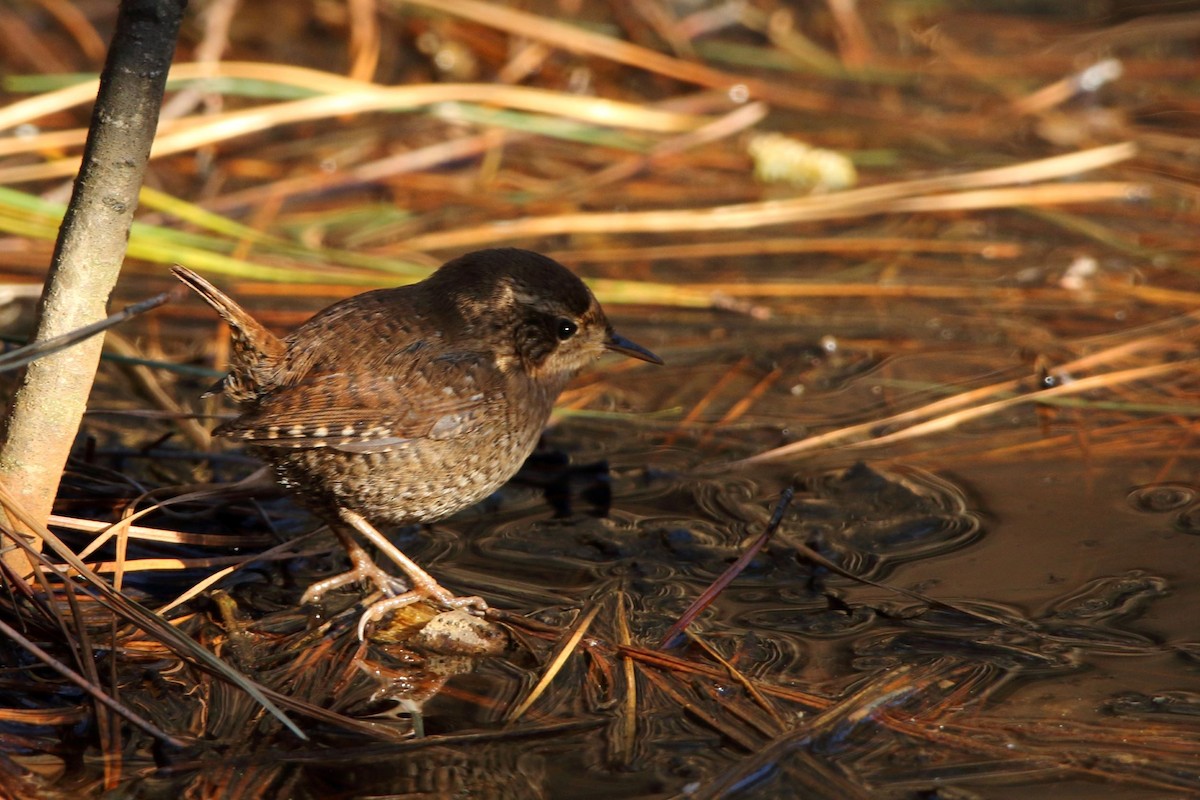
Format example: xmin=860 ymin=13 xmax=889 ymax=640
xmin=337 ymin=508 xmax=489 ymax=617
xmin=300 ymin=539 xmax=406 ymax=605
xmin=308 ymin=509 xmax=490 ymax=638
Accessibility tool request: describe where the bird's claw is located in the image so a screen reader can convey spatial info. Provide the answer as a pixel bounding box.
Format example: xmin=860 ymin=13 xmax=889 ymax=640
xmin=300 ymin=540 xmax=407 ymax=605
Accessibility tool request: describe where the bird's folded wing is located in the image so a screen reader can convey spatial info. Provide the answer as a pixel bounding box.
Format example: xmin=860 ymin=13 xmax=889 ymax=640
xmin=214 ymin=353 xmax=504 ymax=453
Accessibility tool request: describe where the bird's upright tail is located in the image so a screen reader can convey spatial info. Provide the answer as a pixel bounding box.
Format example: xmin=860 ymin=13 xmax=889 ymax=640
xmin=172 ymin=265 xmax=286 ymax=403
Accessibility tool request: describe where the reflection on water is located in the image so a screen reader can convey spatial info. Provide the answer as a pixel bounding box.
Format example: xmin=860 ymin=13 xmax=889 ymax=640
xmin=360 ymin=449 xmax=1200 ymax=798
xmin=1130 ymin=483 xmax=1200 ymax=538
xmin=35 ymin=330 xmax=1198 ymax=798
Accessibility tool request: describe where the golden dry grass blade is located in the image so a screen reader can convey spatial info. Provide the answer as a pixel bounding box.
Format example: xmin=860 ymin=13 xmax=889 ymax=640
xmin=403 ymin=144 xmax=1138 ymax=250
xmin=618 ymin=645 xmax=832 ymax=710
xmin=665 ymin=356 xmax=750 ymax=446
xmin=347 ymin=0 xmax=381 ymax=82
xmin=30 ymin=0 xmax=106 ymax=61
xmin=712 ymin=366 xmax=784 ymax=428
xmin=0 ymin=62 xmax=363 ymax=132
xmin=550 ymin=237 xmax=1025 ymax=264
xmin=0 ymin=63 xmax=710 ymax=183
xmin=397 ymin=0 xmax=834 ymax=111
xmin=612 ymin=593 xmax=638 ymax=766
xmin=207 ymin=132 xmax=503 ymax=212
xmin=640 ymin=668 xmax=762 ymax=751
xmin=0 ymin=616 xmax=187 ymax=747
xmin=555 ymin=101 xmax=768 ymax=197
xmin=155 ymin=534 xmax=324 ymax=615
xmin=739 ymin=358 xmax=1195 ymax=465
xmin=688 ymin=633 xmax=786 ymax=731
xmin=104 ymin=331 xmax=211 ymax=449
xmin=0 ymin=481 xmax=308 ymax=739
xmin=691 ymin=661 xmax=991 ymax=799
xmin=843 ymin=360 xmax=1193 ymax=451
xmin=880 ymin=181 xmax=1143 ymax=213
xmin=734 ymin=319 xmax=1200 ymax=465
xmin=65 ymin=486 xmax=276 ymax=562
xmin=83 ymin=555 xmax=246 ymax=572
xmin=506 ymin=603 xmax=601 ymax=722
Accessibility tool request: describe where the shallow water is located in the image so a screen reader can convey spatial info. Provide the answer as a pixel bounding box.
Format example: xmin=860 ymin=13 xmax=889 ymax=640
xmin=16 ymin=291 xmax=1191 ymax=798
xmin=239 ymin=413 xmax=1200 ymax=798
xmin=7 ymin=283 xmax=1190 ymax=798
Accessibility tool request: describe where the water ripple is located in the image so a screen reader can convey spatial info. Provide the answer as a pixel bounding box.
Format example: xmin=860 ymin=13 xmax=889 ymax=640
xmin=1127 ymin=482 xmax=1197 ymax=513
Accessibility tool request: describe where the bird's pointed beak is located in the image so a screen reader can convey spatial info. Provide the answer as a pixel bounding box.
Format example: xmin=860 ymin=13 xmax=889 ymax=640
xmin=605 ymin=331 xmax=663 ymax=364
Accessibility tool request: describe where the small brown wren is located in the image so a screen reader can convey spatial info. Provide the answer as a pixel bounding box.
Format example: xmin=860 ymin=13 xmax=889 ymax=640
xmin=174 ymin=249 xmax=660 ymax=628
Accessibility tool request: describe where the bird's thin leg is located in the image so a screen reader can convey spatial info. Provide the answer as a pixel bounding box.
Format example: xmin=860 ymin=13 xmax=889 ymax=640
xmin=336 ymin=507 xmax=488 ymax=615
xmin=300 ymin=525 xmax=405 ymax=605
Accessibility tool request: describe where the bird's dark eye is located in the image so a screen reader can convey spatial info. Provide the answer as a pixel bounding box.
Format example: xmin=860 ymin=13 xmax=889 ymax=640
xmin=556 ymin=318 xmax=578 ymax=341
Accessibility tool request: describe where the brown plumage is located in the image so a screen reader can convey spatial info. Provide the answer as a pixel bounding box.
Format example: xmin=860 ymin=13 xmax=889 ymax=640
xmin=174 ymin=249 xmax=660 ymax=629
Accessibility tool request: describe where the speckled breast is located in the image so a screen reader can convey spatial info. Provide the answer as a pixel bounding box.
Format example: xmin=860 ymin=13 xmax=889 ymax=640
xmin=253 ymin=399 xmax=550 ymax=525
